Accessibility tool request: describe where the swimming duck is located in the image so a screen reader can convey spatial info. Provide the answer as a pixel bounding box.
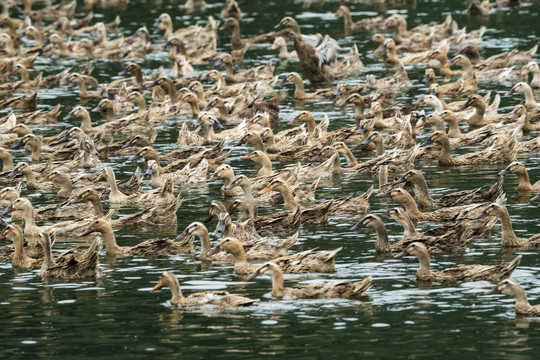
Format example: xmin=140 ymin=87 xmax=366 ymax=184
xmin=498 ymin=162 xmax=540 ymax=192
xmin=377 ymin=38 xmax=429 ymax=65
xmin=247 ymin=262 xmax=372 ymax=299
xmin=522 ymin=61 xmax=540 ymax=89
xmin=271 ymin=36 xmax=297 ymax=60
xmin=153 ymin=272 xmax=257 ymax=307
xmin=446 ymin=54 xmax=523 ymax=83
xmin=505 ymin=82 xmax=539 ymax=110
xmin=208 ymin=164 xmax=244 ymax=197
xmin=334 ymin=5 xmax=384 ymax=33
xmin=79 ymin=218 xmax=193 ymax=256
xmin=395 ymin=242 xmax=521 ymax=283
xmin=0 ymin=92 xmax=37 ymax=110
xmin=221 ymin=0 xmax=243 ymax=19
xmin=38 ymin=232 xmax=101 ymax=279
xmin=365 ymin=63 xmax=411 ymax=91
xmin=467 ymin=0 xmax=492 ymax=16
xmin=278 ymin=72 xmax=333 ymax=100
xmin=376 ymin=187 xmax=499 ymax=222
xmin=420 ymin=130 xmax=517 ymax=166
xmin=217 ymin=53 xmax=274 ymax=83
xmin=395 ymin=170 xmax=504 ymax=208
xmin=219 ymin=17 xmax=273 ymax=50
xmin=485 ymin=279 xmax=540 ymax=317
xmin=475 ymin=203 xmax=540 ymax=247
xmin=506 ymin=104 xmax=540 ymax=132
xmin=0 ymin=223 xmax=40 ymax=268
xmin=351 ymin=212 xmax=473 ymax=254
xmin=209 ymin=237 xmax=341 ymax=274
xmin=8 ymin=162 xmax=55 ymax=190
xmin=175 ymin=222 xmax=232 ymax=261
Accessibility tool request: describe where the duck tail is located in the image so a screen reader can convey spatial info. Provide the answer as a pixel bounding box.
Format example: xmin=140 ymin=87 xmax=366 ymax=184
xmin=352 ymin=276 xmax=372 ymax=295
xmin=504 ymin=255 xmax=522 ymax=277
xmin=526 ymin=44 xmax=537 ymax=57
xmin=86 ymin=236 xmax=103 ymax=256
xmin=277 ymin=231 xmax=299 ymax=250
xmin=324 ymin=246 xmax=343 ymax=262
xmin=485 ymin=176 xmax=504 ymax=201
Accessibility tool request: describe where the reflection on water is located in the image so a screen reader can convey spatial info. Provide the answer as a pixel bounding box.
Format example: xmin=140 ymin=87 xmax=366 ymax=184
xmin=1 ymin=0 xmax=540 ymax=358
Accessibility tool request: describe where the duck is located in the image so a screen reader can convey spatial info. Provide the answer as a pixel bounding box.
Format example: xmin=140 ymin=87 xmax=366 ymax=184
xmin=377 ymin=38 xmax=429 ymax=65
xmin=475 ymin=203 xmax=540 ymax=247
xmin=37 ymin=170 xmax=77 ymax=199
xmin=8 ymin=162 xmax=56 ymax=191
xmin=221 ymin=0 xmax=242 ymax=19
xmin=152 ymin=272 xmax=257 ymax=307
xmin=446 ymin=54 xmax=523 ymax=83
xmin=241 ymin=150 xmax=274 ymax=177
xmin=420 ymin=130 xmax=517 ymax=166
xmin=209 ymin=237 xmax=342 ymax=274
xmin=278 ymin=72 xmax=333 ymax=100
xmin=0 ymin=63 xmax=42 ymax=95
xmin=216 ymin=53 xmax=274 ymax=83
xmin=334 ymin=5 xmax=384 ymax=32
xmin=79 ymin=218 xmax=194 ymax=256
xmin=365 ymin=63 xmax=411 ymax=91
xmin=214 ymin=211 xmax=261 ymax=245
xmin=351 ymin=212 xmax=473 ymax=254
xmin=506 ymin=104 xmax=540 ymax=132
xmin=38 ymin=232 xmax=101 ymax=279
xmin=484 ymin=279 xmax=540 ymax=317
xmin=247 ymin=262 xmax=372 ymax=299
xmin=102 ymin=166 xmax=143 ymax=204
xmin=208 ymin=164 xmax=244 ymax=197
xmin=219 ymin=17 xmax=273 ymax=50
xmin=395 ymin=169 xmax=504 ymax=208
xmin=0 ymin=93 xmax=38 ymax=110
xmin=258 ymin=179 xmax=334 ymax=224
xmin=271 ymin=36 xmax=297 ymax=60
xmin=376 ymin=187 xmax=498 ymax=222
xmin=65 ymin=73 xmax=104 ymax=100
xmin=505 ymin=82 xmax=539 ymax=110
xmin=522 ymin=61 xmax=540 ymax=89
xmin=456 ymin=45 xmax=536 ymax=70
xmin=0 ymin=146 xmax=14 ymax=171
xmin=467 ymin=0 xmax=492 ymax=16
xmin=175 ymin=222 xmax=232 ymax=261
xmin=498 ymin=162 xmax=540 ymax=192
xmin=458 ymin=94 xmax=500 ymax=128
xmin=395 ymin=242 xmax=522 ymax=283
xmin=0 ymin=223 xmax=40 ymax=268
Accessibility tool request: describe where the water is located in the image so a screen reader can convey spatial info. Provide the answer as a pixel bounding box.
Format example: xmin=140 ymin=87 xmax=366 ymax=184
xmin=1 ymin=0 xmax=540 ymax=358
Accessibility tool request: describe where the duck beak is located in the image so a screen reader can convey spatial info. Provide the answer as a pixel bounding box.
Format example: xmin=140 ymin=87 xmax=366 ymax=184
xmin=377 ymin=43 xmax=388 ymax=55
xmin=379 ymin=209 xmax=391 ymax=215
xmin=152 ymin=280 xmax=164 ymax=291
xmin=213 ymin=120 xmax=225 ymax=130
xmin=484 ymin=285 xmax=501 ymax=295
xmin=38 ymin=176 xmax=50 ymax=183
xmin=0 ymin=219 xmax=10 ymax=227
xmin=145 ymin=167 xmax=153 ymax=176
xmin=175 ymin=230 xmax=190 ymax=241
xmin=240 ymin=154 xmax=251 ymax=160
xmin=521 ymin=68 xmax=530 ymax=75
xmin=215 ymin=58 xmax=225 ymax=67
xmin=474 ymin=211 xmax=488 ymax=220
xmin=530 ymin=193 xmax=540 ymax=202
xmin=1 ymin=128 xmax=14 ymax=134
xmin=11 ymin=139 xmax=25 ymax=149
xmin=119 ymin=66 xmax=130 ymax=76
xmin=394 ymin=176 xmax=407 ymax=184
xmin=350 ymin=220 xmax=367 ymax=230
xmin=91 ymin=104 xmax=102 ymax=112
xmin=224 ymin=180 xmax=237 ymax=190
xmin=508 ymin=110 xmax=519 ymax=120
xmin=201 ymin=103 xmax=213 ymax=111
xmin=497 ymin=167 xmax=511 ymax=176
xmin=357 ymin=126 xmax=365 ymax=135
xmin=204 ymin=213 xmax=215 ymax=223
xmin=443 ymin=60 xmax=456 ymax=68
xmin=376 ymin=192 xmax=391 ymax=198
xmin=78 ymin=228 xmax=94 ymax=237
xmin=505 ymin=88 xmax=517 ymax=96
xmin=258 ymin=184 xmax=273 ymax=195
xmin=420 ymin=138 xmax=434 ymax=147
xmin=274 ymin=21 xmax=284 ymax=29
xmin=90 ymin=147 xmax=99 ymax=156
xmin=216 ymin=221 xmax=226 ymax=234
xmin=162 ymin=40 xmax=172 ymax=49
xmin=360 ymin=138 xmax=372 ymax=146
xmin=1 ymin=205 xmax=14 ymax=216
xmin=278 ymin=77 xmax=288 ymax=86
xmin=121 ymin=140 xmax=134 ymax=149
xmin=416 ymin=120 xmax=427 ymax=128
xmin=62 ymin=112 xmax=75 ymax=121
xmin=246 ymin=268 xmax=263 ymax=281
xmin=393 ymin=250 xmax=408 ymax=259
xmin=68 ymin=194 xmax=83 ymax=205
xmin=339 ymin=98 xmax=351 ymax=108
xmin=412 ymin=98 xmax=425 ymax=106
xmin=7 ymin=168 xmax=20 ymax=179
xmin=422 ymin=73 xmax=431 ymax=84
xmin=207 ymin=244 xmax=221 ymax=256
xmin=134 ymin=84 xmax=147 ymax=91
xmin=458 ymin=99 xmax=472 ymax=111
xmin=288 ymin=115 xmax=301 ymax=125
xmin=129 ymin=153 xmax=142 ymax=161
xmin=309 ymin=152 xmax=323 ymax=163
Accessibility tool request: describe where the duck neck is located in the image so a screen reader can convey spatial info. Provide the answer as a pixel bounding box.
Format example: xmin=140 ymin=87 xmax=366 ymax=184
xmin=469 ymin=101 xmax=486 ymax=127
xmin=393 ymin=23 xmax=408 ymax=44
xmin=222 ymin=222 xmax=233 ymax=238
xmin=29 ymin=141 xmax=41 ymax=162
xmin=460 ymin=59 xmax=475 ymax=78
xmin=413 ymin=177 xmax=435 ymax=207
xmin=132 ymin=67 xmax=144 ymax=84
xmin=256 ymin=156 xmax=273 ymax=177
xmin=169 ymin=279 xmax=185 ymax=304
xmin=399 ymin=193 xmax=422 ymax=219
xmin=196 ymin=230 xmax=212 ymax=258
xmin=134 ymin=96 xmax=146 ymax=113
xmin=56 ymin=178 xmax=73 ymax=198
xmin=264 ymin=134 xmax=279 ymax=153
xmin=292 ymin=76 xmax=306 ymax=99
xmin=521 ymin=87 xmax=539 ymax=109
xmin=276 ymin=184 xmax=298 ymax=211
xmin=239 ymin=182 xmax=254 ymax=200
xmin=80 ymin=112 xmax=93 ymax=132
xmin=229 ymin=23 xmax=243 ymax=48
xmin=416 ymin=251 xmax=432 ymax=281
xmin=202 ymin=123 xmax=214 ymax=144
xmin=18 ymin=67 xmax=30 ymax=81
xmin=516 ymin=170 xmax=533 ymax=191
xmin=305 ymin=116 xmax=317 ymax=134
xmin=0 ymin=153 xmax=14 ymax=171
xmin=21 ymin=205 xmax=38 ymax=235
xmin=341 ymin=9 xmax=353 ymax=30
xmin=498 ymin=207 xmax=522 ymax=247
xmin=40 ymin=237 xmax=56 ymax=271
xmin=338 ymin=146 xmax=358 ymax=167
xmin=397 ymin=216 xmax=418 ymax=238
xmin=513 ymin=286 xmax=532 ymax=312
xmin=88 ymin=194 xmax=104 ymax=217
xmin=103 ymin=106 xmax=115 ymax=122
xmin=278 ymin=43 xmax=290 ymax=58
xmin=107 ymin=173 xmax=126 ymax=199
xmin=374 ymin=139 xmax=385 ymax=156
xmin=437 ymin=136 xmax=457 ymax=166
xmin=372 ymin=222 xmax=391 ymax=253
xmin=248 ymin=137 xmax=265 ymax=152
xmin=353 ymin=103 xmax=365 ymax=125
xmin=224 ymin=62 xmax=235 ymax=80
xmin=101 ymin=226 xmax=124 ymax=255
xmin=445 ymin=118 xmax=461 ymax=138
xmin=231 ymin=245 xmax=249 ymax=268
xmin=188 ymin=98 xmax=200 ymax=115
xmin=23 ymin=169 xmax=39 ymax=189
xmin=270 ymin=270 xmax=286 ymax=297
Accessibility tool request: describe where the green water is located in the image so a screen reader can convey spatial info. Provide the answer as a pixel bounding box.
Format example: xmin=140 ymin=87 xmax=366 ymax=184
xmin=1 ymin=0 xmax=540 ymax=358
